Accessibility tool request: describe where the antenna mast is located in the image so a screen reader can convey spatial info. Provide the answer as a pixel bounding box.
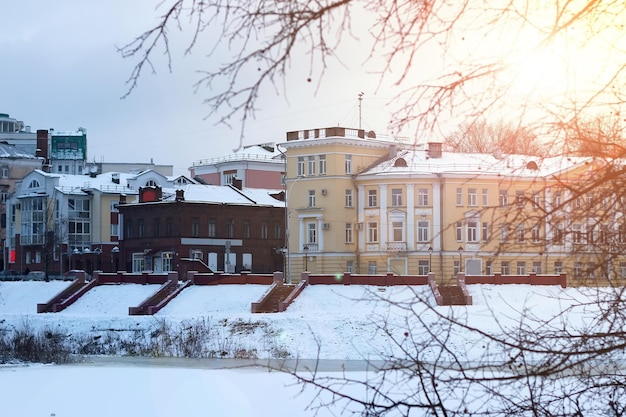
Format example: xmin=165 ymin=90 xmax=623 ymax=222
xmin=358 ymin=92 xmax=364 ymax=129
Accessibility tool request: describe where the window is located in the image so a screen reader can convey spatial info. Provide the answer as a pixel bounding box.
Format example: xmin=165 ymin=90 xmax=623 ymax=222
xmin=418 ymin=188 xmax=429 ymax=206
xmin=368 ymin=189 xmax=377 ymax=207
xmin=297 ymin=157 xmax=305 ymax=176
xmin=586 ymin=193 xmax=594 ymax=207
xmin=517 ymin=261 xmax=526 ymax=275
xmin=516 ymin=191 xmax=525 ymax=207
xmin=345 ymin=189 xmax=353 ymax=207
xmin=619 ymin=262 xmax=626 ymax=279
xmin=138 ymin=219 xmax=144 ymax=238
xmin=456 ymin=188 xmax=463 ymax=205
xmin=418 ymin=260 xmax=429 ymax=275
xmin=0 ymin=190 xmax=7 ymax=203
xmin=532 ymin=261 xmax=542 ymax=274
xmin=368 ymin=261 xmax=377 ymax=274
xmin=367 ymin=222 xmax=378 ymax=243
xmin=345 ymin=155 xmax=352 ymax=174
xmin=574 ymin=262 xmax=582 ymax=278
xmin=500 ymin=224 xmax=509 ymax=242
xmin=223 ymin=171 xmax=236 ymax=185
xmin=532 ymin=192 xmax=541 ymax=207
xmin=307 ymin=223 xmax=317 ymax=244
xmin=306 ymin=189 xmax=316 ymax=207
xmin=587 ymin=262 xmax=596 ymax=278
xmin=162 ymin=252 xmax=174 ymax=271
xmin=208 ymin=219 xmax=217 ymax=237
xmin=482 ymin=222 xmax=490 ymax=242
xmin=261 ymin=223 xmax=268 ymax=239
xmin=417 ymin=221 xmax=429 ymax=242
xmin=132 ymin=253 xmax=145 ymax=273
xmin=1 ymin=166 xmax=8 ymax=178
xmin=307 ymin=156 xmax=316 ymax=176
xmin=345 ymin=223 xmax=353 ymax=243
xmin=554 ymin=190 xmax=562 ymax=207
xmin=453 ymin=260 xmax=460 ymax=275
xmin=468 ymin=188 xmax=477 ymax=206
xmin=501 ymin=261 xmax=510 ymax=275
xmin=166 ymin=217 xmax=173 ymax=236
xmin=191 ymin=217 xmax=199 ymax=237
xmin=346 ymin=260 xmax=354 ymax=273
xmin=243 ymin=221 xmax=250 ymax=238
xmin=391 ymin=188 xmax=403 ymax=207
xmin=28 ymin=179 xmax=41 ymax=189
xmin=319 ymin=155 xmax=326 ymax=175
xmin=574 ymin=196 xmax=582 ymax=209
xmin=456 ymin=222 xmax=463 ymax=241
xmin=392 ymin=221 xmax=403 ymax=242
xmin=572 ymin=224 xmax=582 ymax=244
xmin=516 ymin=224 xmax=525 ymax=242
xmin=227 ymin=219 xmax=235 ymax=238
xmin=486 ymin=260 xmax=493 ymax=275
xmin=274 ymin=222 xmax=281 ymax=239
xmin=145 ymin=180 xmax=157 ymax=187
xmin=110 ymin=223 xmax=118 ymax=237
xmin=482 ymin=188 xmax=489 ymax=206
xmin=553 ymin=223 xmax=563 ymax=245
xmin=531 ymin=225 xmax=540 ymax=242
xmin=467 ymin=221 xmax=478 ymax=242
xmin=499 ymin=190 xmax=508 ymax=207
xmin=554 ymin=261 xmax=563 ymax=274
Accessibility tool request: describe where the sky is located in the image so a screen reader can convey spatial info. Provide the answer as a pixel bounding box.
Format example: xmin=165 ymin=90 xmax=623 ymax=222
xmin=0 ymin=1 xmax=402 ymax=176
xmin=0 ymin=280 xmax=618 ymax=416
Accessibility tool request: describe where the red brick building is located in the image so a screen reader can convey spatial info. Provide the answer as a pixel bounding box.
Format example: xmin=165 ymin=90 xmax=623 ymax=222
xmin=117 ymin=184 xmax=285 ymax=275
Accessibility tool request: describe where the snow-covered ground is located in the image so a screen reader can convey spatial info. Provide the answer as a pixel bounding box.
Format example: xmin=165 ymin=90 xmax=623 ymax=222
xmin=0 ymin=281 xmax=616 ymax=416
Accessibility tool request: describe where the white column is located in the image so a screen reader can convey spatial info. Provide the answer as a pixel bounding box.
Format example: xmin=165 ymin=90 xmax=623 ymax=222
xmin=406 ymin=184 xmax=415 ymax=250
xmin=358 ymin=185 xmax=365 ymax=248
xmin=299 ymin=217 xmax=305 ymax=250
xmin=432 ymin=181 xmax=442 ymax=251
xmin=379 ymin=185 xmax=388 ymax=249
xmin=317 ymin=216 xmax=324 ymax=251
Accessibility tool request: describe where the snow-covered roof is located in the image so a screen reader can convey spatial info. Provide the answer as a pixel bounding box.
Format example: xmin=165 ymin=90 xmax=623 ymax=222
xmin=361 ymin=149 xmax=591 ymax=178
xmin=154 ymin=184 xmax=283 ymax=207
xmin=0 ymin=142 xmax=39 ymax=159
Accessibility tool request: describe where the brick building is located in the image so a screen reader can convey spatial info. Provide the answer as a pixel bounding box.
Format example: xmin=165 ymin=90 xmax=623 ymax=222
xmin=117 ymin=183 xmax=285 ymax=275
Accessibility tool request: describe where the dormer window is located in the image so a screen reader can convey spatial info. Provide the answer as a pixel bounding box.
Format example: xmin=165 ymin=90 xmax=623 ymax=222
xmin=28 ymin=179 xmax=41 ymax=189
xmin=145 ymin=180 xmax=158 ymax=187
xmin=394 ymin=158 xmax=407 ymax=167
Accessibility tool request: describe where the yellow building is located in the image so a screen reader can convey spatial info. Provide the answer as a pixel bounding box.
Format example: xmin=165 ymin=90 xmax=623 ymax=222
xmin=281 ymin=126 xmax=619 ymax=284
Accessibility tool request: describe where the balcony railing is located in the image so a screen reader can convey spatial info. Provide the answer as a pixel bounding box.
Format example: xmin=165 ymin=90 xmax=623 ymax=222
xmin=303 ymin=243 xmax=318 ymax=252
xmin=387 ymin=241 xmax=407 ymax=252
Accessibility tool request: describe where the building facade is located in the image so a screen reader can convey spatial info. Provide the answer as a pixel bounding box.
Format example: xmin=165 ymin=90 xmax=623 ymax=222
xmin=190 ymin=143 xmax=285 ymax=188
xmin=281 ymin=126 xmax=615 ymax=283
xmin=117 ymin=184 xmax=285 ymax=275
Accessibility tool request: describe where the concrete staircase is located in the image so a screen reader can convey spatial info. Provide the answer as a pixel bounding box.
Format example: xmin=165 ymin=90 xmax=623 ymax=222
xmin=253 ymin=285 xmax=296 ymax=313
xmin=438 ymin=285 xmax=469 ymax=305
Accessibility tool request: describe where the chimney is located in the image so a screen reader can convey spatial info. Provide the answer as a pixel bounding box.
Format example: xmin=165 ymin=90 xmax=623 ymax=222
xmin=119 ymin=194 xmax=127 ymax=205
xmin=36 ymin=129 xmax=50 ymax=171
xmin=175 ymin=189 xmax=185 ymax=201
xmin=427 ymin=142 xmax=442 ymax=158
xmin=112 ymin=173 xmax=120 ymax=184
xmin=232 ymin=178 xmax=243 ymax=190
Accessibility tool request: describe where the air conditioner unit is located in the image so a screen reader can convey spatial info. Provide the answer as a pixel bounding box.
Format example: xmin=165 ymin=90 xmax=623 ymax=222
xmin=323 ymin=223 xmax=331 ymax=230
xmin=356 ymin=223 xmax=363 ymax=230
xmin=321 ymin=189 xmax=328 ymax=196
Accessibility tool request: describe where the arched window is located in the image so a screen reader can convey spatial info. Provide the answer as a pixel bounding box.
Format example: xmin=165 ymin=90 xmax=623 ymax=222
xmin=394 ymin=158 xmax=407 ymax=167
xmin=28 ymin=179 xmax=41 ymax=189
xmin=145 ymin=180 xmax=157 ymax=187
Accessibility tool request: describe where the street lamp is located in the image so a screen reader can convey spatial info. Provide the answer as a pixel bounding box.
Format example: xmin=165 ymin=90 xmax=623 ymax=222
xmin=303 ymin=244 xmax=309 ymax=272
xmin=458 ymin=246 xmax=464 ymax=273
xmin=428 ymin=246 xmax=433 ymax=273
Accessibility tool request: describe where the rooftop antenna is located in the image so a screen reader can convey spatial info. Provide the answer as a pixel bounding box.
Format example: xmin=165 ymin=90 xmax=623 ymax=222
xmin=358 ymin=92 xmax=364 ymax=129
